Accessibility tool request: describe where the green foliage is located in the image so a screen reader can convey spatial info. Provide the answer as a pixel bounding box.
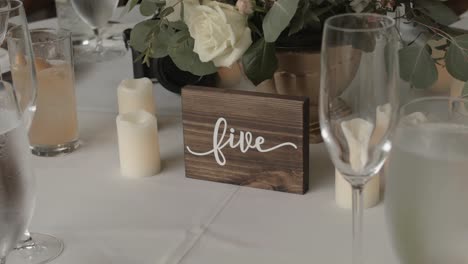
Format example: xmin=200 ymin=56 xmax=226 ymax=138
xmin=446 ymin=35 xmax=468 ymax=82
xmin=140 ymin=0 xmax=159 ymax=16
xmin=262 ymin=0 xmax=300 ymax=42
xmin=126 ymin=0 xmax=140 ymax=12
xmin=399 ymin=45 xmax=438 ymax=89
xmin=167 ymin=29 xmax=218 ymax=76
xmin=128 ymin=0 xmax=464 ymax=85
xmin=130 ymin=20 xmax=158 ymax=53
xmin=413 ymin=0 xmax=459 ymax=26
xmin=242 ymin=38 xmax=278 ymax=85
xmin=289 ymin=0 xmax=311 ymax=36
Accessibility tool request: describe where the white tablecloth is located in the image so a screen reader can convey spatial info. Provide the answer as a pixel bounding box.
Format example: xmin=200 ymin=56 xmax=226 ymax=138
xmin=26 ymin=10 xmax=465 ymax=264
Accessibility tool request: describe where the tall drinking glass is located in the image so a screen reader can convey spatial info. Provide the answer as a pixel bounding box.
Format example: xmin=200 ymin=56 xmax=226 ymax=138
xmin=0 ymin=81 xmax=35 ymax=264
xmin=10 ymin=28 xmax=80 ymax=157
xmin=319 ymin=14 xmax=399 ymax=264
xmin=386 ymin=97 xmax=468 ymax=263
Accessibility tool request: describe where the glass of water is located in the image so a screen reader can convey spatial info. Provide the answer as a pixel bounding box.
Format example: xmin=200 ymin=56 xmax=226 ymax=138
xmin=385 ymin=97 xmax=468 ymax=263
xmin=0 ymin=81 xmax=35 ymax=264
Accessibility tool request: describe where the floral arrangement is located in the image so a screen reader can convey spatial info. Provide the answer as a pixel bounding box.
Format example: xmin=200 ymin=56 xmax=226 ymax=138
xmin=128 ymin=0 xmax=468 ymax=89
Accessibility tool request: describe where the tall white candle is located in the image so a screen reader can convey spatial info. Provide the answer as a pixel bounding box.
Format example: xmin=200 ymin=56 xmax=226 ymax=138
xmin=118 ymin=78 xmax=156 ymax=115
xmin=335 ymin=171 xmax=380 ymax=209
xmin=335 ymin=104 xmax=391 ymax=209
xmin=116 ymin=110 xmax=161 ymax=178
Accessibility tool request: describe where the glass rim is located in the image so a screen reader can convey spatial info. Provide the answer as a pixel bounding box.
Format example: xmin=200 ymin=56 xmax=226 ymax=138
xmin=0 ymin=0 xmax=23 ymax=14
xmin=324 ymin=13 xmax=396 ymax=33
xmin=29 ymin=28 xmax=72 ymax=45
xmin=400 ymin=96 xmax=468 ymax=114
xmin=8 ymin=27 xmax=72 ymax=44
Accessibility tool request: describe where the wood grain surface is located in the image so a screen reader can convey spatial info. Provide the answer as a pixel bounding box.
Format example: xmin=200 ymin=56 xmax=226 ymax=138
xmin=182 ymin=86 xmax=309 ymax=194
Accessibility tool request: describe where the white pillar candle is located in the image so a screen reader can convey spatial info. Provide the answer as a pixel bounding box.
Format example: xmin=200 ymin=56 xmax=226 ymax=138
xmin=335 ymin=117 xmax=380 ymax=209
xmin=371 ymin=104 xmax=391 ymax=191
xmin=116 ymin=110 xmax=161 ymax=178
xmin=118 ymin=78 xmax=156 ymax=115
xmin=335 ymin=170 xmax=380 ymax=209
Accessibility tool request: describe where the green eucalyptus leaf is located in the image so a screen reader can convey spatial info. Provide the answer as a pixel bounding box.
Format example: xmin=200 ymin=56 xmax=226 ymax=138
xmin=130 ymin=20 xmax=159 ymax=52
xmin=242 ymin=38 xmax=278 ymax=85
xmin=446 ymin=34 xmax=468 ymax=82
xmin=150 ymin=26 xmax=174 ymax=58
xmin=120 ymin=0 xmax=138 ymax=17
xmin=289 ymin=0 xmax=310 ymax=36
xmin=167 ymin=30 xmax=217 ymax=76
xmin=414 ymin=0 xmax=459 ymax=26
xmin=263 ymin=0 xmax=300 ymax=42
xmin=147 ymin=0 xmax=166 ymax=3
xmin=167 ymin=21 xmax=187 ymax=31
xmin=146 ymin=0 xmax=166 ymax=7
xmin=140 ymin=0 xmax=158 ymax=16
xmin=399 ymin=45 xmax=438 ymax=89
xmin=160 ymin=6 xmax=175 ymax=18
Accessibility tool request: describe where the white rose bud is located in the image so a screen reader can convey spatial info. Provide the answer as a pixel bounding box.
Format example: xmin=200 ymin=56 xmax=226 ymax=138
xmin=186 ymin=0 xmax=253 ymax=68
xmin=236 ymin=0 xmax=254 ymax=15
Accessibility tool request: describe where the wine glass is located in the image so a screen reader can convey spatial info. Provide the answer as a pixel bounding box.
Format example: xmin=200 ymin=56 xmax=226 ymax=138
xmin=70 ymin=0 xmax=126 ymax=63
xmin=386 ymin=97 xmax=468 ymax=264
xmin=4 ymin=2 xmax=64 ymax=263
xmin=0 ymin=80 xmax=36 ymax=264
xmin=319 ymin=14 xmax=399 ymax=264
xmin=0 ymin=0 xmax=17 ymax=77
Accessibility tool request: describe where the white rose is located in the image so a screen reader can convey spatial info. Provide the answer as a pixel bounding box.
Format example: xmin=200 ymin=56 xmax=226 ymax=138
xmin=185 ymin=0 xmax=252 ymax=67
xmin=236 ymin=0 xmax=254 ymax=15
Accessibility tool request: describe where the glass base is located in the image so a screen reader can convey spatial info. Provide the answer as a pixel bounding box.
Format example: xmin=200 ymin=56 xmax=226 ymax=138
xmin=31 ymin=140 xmax=80 ymax=157
xmin=8 ymin=233 xmax=64 ymax=264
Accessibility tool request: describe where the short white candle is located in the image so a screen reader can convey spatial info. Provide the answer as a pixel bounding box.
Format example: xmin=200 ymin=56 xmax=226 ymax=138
xmin=335 ymin=171 xmax=380 ymax=209
xmin=116 ymin=110 xmax=161 ymax=178
xmin=335 ymin=104 xmax=391 ymax=209
xmin=118 ymin=78 xmax=156 ymax=115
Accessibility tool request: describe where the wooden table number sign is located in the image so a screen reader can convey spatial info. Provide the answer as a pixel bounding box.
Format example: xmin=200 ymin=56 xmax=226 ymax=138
xmin=182 ymin=86 xmax=310 ymax=194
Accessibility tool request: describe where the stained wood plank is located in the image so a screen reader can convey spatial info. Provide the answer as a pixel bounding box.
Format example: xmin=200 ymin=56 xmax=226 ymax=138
xmin=182 ymin=86 xmax=309 ymax=194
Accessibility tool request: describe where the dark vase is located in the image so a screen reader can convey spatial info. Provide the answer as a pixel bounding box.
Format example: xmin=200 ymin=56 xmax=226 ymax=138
xmin=123 ymin=29 xmax=217 ymax=94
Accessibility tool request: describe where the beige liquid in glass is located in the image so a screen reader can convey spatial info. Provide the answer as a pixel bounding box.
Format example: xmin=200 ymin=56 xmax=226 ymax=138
xmin=12 ymin=59 xmax=79 ymax=146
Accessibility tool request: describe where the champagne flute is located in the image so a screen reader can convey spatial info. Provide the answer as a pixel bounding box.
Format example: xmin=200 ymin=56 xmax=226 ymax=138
xmin=5 ymin=2 xmax=64 ymax=263
xmin=319 ymin=13 xmax=399 ymax=264
xmin=71 ymin=0 xmax=126 ymax=63
xmin=0 ymin=80 xmax=36 ymax=264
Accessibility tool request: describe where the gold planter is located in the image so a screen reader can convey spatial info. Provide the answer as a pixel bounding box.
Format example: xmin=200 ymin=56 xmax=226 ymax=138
xmin=257 ymin=48 xmax=360 ymax=143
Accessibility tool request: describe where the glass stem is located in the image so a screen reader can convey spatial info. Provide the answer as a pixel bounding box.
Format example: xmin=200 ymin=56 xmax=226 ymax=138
xmin=352 ymin=184 xmax=364 ymax=264
xmin=93 ymin=28 xmax=104 ymax=54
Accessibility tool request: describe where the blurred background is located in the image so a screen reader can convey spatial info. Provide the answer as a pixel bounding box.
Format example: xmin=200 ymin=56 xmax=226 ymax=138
xmin=22 ymin=0 xmax=468 ymax=22
xmin=24 ymin=0 xmax=130 ymax=21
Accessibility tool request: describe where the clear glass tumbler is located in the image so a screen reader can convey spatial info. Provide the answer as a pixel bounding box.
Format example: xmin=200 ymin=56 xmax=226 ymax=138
xmin=386 ymin=97 xmax=468 ymax=264
xmin=10 ymin=28 xmax=79 ymax=156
